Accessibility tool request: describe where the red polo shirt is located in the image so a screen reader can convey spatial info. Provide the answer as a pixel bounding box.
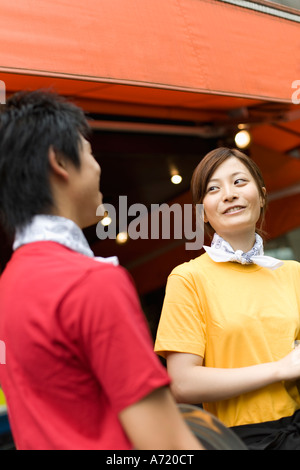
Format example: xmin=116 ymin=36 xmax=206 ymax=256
xmin=0 ymin=242 xmax=169 ymax=449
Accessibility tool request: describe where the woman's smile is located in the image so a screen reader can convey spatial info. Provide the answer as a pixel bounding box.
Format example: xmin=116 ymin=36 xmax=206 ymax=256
xmin=223 ymin=205 xmax=246 ymax=215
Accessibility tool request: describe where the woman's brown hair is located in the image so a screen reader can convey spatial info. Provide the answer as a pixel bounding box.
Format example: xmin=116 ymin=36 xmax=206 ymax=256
xmin=191 ymin=147 xmax=267 ymax=239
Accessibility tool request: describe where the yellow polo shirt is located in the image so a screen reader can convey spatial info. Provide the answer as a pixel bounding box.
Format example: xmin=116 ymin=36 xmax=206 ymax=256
xmin=155 ymin=253 xmax=300 ymax=427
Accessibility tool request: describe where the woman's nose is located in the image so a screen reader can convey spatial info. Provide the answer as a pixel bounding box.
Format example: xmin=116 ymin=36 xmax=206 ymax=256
xmin=223 ymin=187 xmax=238 ymax=202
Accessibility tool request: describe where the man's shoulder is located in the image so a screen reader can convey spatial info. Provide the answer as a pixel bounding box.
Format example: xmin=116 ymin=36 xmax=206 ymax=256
xmin=51 ymin=246 xmax=131 ymax=290
xmin=7 ymin=241 xmax=125 ymax=287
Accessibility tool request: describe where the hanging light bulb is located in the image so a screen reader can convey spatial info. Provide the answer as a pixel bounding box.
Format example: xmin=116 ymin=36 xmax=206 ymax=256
xmin=170 ymin=164 xmax=182 ymax=185
xmin=100 ymin=212 xmax=112 ymax=226
xmin=171 ymin=174 xmax=182 ymax=184
xmin=234 ymin=129 xmax=251 ymax=149
xmin=116 ymin=231 xmax=129 ymax=244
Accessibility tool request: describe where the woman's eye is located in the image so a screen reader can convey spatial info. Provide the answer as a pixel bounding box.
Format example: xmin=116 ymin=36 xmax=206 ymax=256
xmin=207 ymin=185 xmax=218 ymax=192
xmin=234 ymin=178 xmax=246 ymax=185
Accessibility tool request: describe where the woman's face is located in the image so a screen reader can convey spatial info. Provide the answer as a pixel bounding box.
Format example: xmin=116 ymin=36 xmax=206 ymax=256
xmin=202 ymin=157 xmax=266 ymax=239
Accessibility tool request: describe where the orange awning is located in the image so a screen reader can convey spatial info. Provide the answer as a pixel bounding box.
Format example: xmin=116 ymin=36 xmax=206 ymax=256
xmin=0 ymin=0 xmax=299 ymax=108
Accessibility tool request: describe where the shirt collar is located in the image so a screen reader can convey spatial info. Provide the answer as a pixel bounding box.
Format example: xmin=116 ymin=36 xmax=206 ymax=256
xmin=211 ymin=232 xmax=264 ymax=263
xmin=13 ymin=215 xmax=119 ymax=266
xmin=203 ymin=233 xmax=283 ymax=270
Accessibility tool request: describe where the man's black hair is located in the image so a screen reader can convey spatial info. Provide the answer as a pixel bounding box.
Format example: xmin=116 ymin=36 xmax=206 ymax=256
xmin=0 ymin=90 xmax=90 ymax=238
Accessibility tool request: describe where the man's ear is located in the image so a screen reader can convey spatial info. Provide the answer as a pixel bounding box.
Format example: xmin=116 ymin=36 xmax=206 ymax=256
xmin=48 ymin=147 xmax=69 ymax=180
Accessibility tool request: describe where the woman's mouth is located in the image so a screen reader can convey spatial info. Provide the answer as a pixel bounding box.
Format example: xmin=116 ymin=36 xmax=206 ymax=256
xmin=223 ymin=206 xmax=245 ymax=215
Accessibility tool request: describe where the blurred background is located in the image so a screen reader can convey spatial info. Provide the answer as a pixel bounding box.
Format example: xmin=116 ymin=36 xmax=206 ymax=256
xmin=0 ymin=0 xmax=299 ymax=448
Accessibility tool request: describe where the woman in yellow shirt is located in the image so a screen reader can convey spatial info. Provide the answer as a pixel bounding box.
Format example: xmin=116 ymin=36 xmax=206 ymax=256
xmin=155 ymin=147 xmax=300 ymax=450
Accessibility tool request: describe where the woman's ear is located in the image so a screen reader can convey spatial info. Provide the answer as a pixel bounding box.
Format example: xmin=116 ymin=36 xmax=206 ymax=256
xmin=48 ymin=146 xmax=69 ymax=180
xmin=260 ymin=187 xmax=267 ymax=208
xmin=203 ymin=207 xmax=208 ymax=223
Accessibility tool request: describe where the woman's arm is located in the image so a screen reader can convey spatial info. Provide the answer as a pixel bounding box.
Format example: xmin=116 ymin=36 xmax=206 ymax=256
xmin=166 ymin=347 xmax=300 ymax=404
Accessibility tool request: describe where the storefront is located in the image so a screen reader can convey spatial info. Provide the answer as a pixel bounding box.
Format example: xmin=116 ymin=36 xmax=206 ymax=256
xmin=0 ymin=0 xmax=299 ymax=446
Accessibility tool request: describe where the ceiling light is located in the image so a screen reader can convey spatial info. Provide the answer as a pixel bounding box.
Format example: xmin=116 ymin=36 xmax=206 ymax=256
xmin=116 ymin=231 xmax=129 ymax=244
xmin=101 ymin=214 xmax=112 ymax=226
xmin=234 ymin=129 xmax=251 ymax=149
xmin=171 ymin=174 xmax=182 ymax=185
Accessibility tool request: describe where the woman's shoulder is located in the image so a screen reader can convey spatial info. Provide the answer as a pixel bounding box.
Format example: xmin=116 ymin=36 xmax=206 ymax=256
xmin=170 ymin=252 xmax=210 ymax=278
xmin=270 ymin=259 xmax=300 ymax=284
xmin=280 ymin=259 xmax=300 ymax=273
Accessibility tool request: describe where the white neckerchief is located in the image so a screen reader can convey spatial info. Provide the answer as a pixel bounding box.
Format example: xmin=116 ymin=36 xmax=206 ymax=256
xmin=13 ymin=215 xmax=119 ymax=266
xmin=203 ymin=233 xmax=283 ymax=270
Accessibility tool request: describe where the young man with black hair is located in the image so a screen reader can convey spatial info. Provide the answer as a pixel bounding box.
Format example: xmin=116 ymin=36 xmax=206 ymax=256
xmin=0 ymin=91 xmax=201 ymax=450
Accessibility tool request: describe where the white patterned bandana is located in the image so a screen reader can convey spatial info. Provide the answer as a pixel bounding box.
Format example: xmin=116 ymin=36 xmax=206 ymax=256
xmin=13 ymin=215 xmax=119 ymax=266
xmin=203 ymin=233 xmax=283 ymax=270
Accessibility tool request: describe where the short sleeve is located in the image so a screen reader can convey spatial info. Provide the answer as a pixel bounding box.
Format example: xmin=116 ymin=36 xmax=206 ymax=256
xmin=154 ymin=269 xmax=206 ymax=359
xmin=61 ymin=265 xmax=170 ymax=414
